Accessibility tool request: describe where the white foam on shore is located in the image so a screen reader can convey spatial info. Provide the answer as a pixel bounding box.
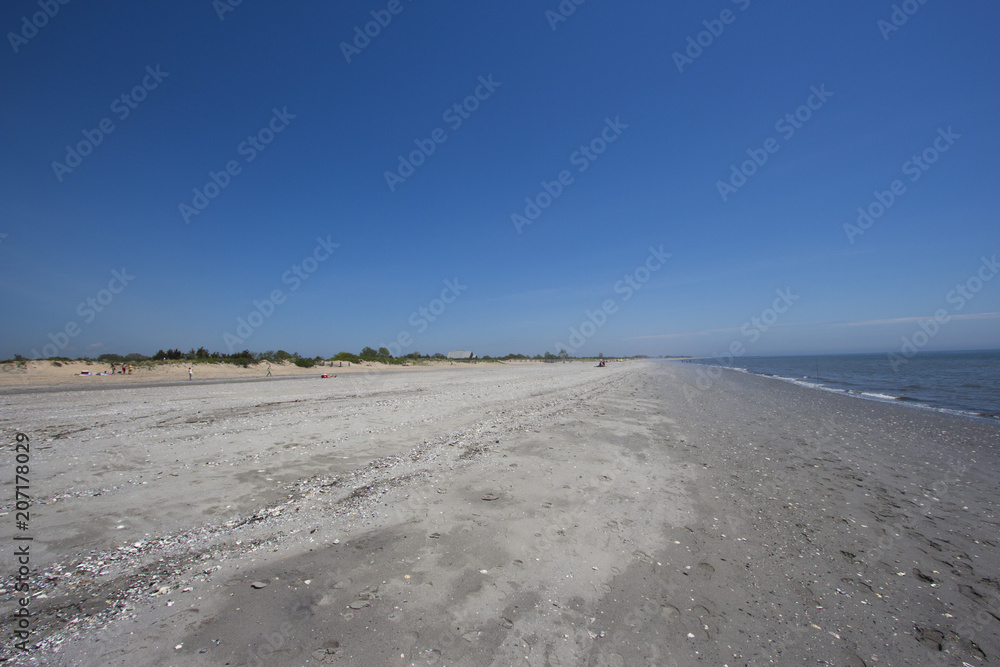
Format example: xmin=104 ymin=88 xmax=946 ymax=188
xmin=690 ymin=361 xmax=999 ymax=423
xmin=858 ymin=390 xmax=900 ymax=401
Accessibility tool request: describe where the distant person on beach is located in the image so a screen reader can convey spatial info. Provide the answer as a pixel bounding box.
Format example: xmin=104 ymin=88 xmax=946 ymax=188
xmin=266 ymin=365 xmax=271 ymax=377
xmin=188 ymin=367 xmax=193 ymax=381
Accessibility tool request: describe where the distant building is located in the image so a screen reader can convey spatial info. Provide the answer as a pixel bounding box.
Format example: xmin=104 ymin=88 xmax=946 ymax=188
xmin=447 ymin=350 xmax=475 ymax=360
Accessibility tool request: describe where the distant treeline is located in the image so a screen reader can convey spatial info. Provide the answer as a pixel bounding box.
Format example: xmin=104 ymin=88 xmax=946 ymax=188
xmin=7 ymin=348 xmax=649 ymax=367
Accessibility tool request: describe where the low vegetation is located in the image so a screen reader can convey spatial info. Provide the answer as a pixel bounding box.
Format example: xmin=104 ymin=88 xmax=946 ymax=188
xmin=3 ymin=348 xmax=658 ymax=365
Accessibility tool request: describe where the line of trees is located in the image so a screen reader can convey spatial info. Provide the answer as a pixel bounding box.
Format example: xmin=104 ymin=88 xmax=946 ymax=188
xmin=7 ymin=348 xmax=653 ymax=364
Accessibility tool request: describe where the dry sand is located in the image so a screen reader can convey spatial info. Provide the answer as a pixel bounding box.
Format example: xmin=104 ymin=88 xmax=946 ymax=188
xmin=0 ymin=361 xmax=997 ymax=665
xmin=0 ymin=359 xmax=497 ymax=389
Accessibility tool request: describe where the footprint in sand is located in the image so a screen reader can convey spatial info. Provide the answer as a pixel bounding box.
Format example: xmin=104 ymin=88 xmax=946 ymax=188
xmin=659 ymin=602 xmax=715 ymax=640
xmin=914 ymin=625 xmax=945 ymax=651
xmin=692 ymin=562 xmax=715 ymax=581
xmin=959 ymin=583 xmax=987 ymax=604
xmin=978 ymin=577 xmax=1000 ymax=594
xmin=660 ymin=603 xmax=683 ymax=630
xmin=689 ymin=604 xmax=718 ymax=639
xmin=840 ymin=577 xmax=874 ymax=594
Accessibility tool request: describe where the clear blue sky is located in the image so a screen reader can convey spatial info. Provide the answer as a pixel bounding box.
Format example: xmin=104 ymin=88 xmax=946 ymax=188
xmin=2 ymin=1 xmax=998 ymax=359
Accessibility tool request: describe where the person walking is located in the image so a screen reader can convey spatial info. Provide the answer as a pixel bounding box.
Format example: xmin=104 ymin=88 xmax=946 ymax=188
xmin=188 ymin=367 xmax=193 ymax=381
xmin=266 ymin=365 xmax=272 ymax=377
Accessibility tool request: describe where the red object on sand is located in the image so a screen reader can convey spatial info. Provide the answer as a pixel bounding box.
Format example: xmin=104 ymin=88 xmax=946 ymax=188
xmin=321 ymin=374 xmax=330 ymax=378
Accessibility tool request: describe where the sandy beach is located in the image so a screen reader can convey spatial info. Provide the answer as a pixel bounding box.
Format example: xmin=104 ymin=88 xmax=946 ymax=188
xmin=1 ymin=361 xmax=997 ymax=665
xmin=0 ymin=359 xmax=500 ymax=390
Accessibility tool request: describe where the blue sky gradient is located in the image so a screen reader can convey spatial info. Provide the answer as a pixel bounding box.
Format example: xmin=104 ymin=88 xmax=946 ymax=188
xmin=2 ymin=1 xmax=998 ymax=359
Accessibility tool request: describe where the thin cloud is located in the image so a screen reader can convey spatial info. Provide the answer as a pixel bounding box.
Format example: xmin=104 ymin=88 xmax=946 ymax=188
xmin=833 ymin=312 xmax=1000 ymax=327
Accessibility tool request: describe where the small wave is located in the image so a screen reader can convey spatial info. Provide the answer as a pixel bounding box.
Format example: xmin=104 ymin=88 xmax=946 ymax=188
xmin=926 ymin=406 xmax=1000 ymax=423
xmin=690 ymin=360 xmax=997 ymax=422
xmin=859 ymin=391 xmax=900 ymax=401
xmin=789 ymin=379 xmax=845 ymax=395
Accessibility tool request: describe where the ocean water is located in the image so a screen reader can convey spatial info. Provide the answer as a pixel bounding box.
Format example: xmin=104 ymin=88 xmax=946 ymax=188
xmin=685 ymin=350 xmax=1000 ymax=421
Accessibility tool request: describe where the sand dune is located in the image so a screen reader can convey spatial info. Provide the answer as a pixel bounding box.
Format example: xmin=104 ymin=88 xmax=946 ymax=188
xmin=0 ymin=358 xmax=528 ymax=389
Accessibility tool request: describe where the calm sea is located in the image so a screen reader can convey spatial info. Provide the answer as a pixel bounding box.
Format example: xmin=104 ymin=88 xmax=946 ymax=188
xmin=684 ymin=350 xmax=1000 ymax=421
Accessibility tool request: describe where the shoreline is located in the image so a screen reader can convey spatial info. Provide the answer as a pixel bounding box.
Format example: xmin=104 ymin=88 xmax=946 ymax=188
xmin=676 ymin=357 xmax=1000 ymax=424
xmin=1 ymin=361 xmax=996 ymax=665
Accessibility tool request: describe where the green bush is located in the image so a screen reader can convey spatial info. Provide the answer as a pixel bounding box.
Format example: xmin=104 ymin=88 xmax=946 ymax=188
xmin=294 ymin=358 xmax=316 ymax=368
